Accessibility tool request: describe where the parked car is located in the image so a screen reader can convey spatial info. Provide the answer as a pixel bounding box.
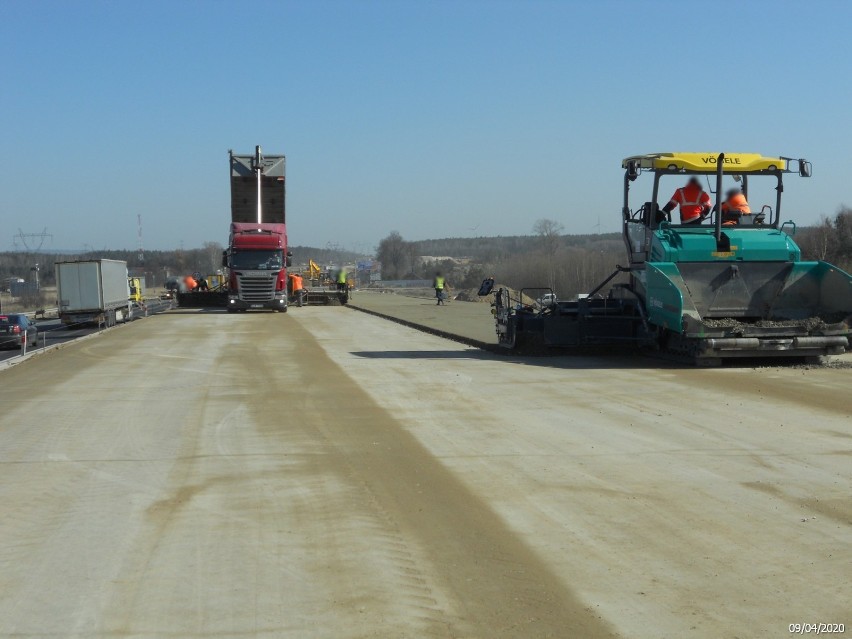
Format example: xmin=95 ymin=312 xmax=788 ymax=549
xmin=536 ymin=292 xmax=558 ymax=306
xmin=0 ymin=314 xmax=38 ymax=349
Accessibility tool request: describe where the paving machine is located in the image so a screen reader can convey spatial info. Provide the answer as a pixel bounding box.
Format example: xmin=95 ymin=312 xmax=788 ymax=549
xmin=301 ymin=259 xmax=349 ymax=305
xmin=176 ymin=273 xmax=229 ymax=308
xmin=488 ymin=153 xmax=852 ymax=363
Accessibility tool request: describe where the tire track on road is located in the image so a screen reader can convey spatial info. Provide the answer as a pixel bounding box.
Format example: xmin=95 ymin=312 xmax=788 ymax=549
xmin=279 ymin=317 xmax=618 ymax=638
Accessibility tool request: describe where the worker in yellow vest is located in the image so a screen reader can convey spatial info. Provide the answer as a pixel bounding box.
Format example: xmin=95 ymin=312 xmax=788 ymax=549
xmin=434 ymin=272 xmax=448 ymax=306
xmin=336 ymin=267 xmax=347 ymax=293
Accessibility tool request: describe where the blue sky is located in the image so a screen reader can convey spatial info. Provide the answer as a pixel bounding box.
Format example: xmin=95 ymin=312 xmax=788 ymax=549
xmin=1 ymin=0 xmax=850 ymax=252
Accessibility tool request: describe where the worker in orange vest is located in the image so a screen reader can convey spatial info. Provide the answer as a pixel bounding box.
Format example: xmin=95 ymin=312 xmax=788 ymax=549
xmin=289 ymin=273 xmax=305 ymax=306
xmin=662 ymin=177 xmax=712 ymax=224
xmin=721 ymin=188 xmax=751 ymax=225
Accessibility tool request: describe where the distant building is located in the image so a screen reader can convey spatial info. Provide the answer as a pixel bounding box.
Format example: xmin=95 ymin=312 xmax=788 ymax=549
xmin=417 ymin=255 xmax=471 ymax=266
xmin=356 ymin=259 xmax=381 ymax=285
xmin=10 ymin=279 xmax=36 ymax=297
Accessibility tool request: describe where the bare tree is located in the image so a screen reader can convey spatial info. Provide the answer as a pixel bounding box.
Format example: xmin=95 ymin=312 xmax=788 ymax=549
xmin=203 ymin=241 xmax=224 ymax=272
xmin=404 ymin=242 xmax=420 ymax=278
xmin=798 ymin=216 xmax=836 ymax=261
xmin=377 ymin=231 xmax=415 ymax=280
xmin=533 ymin=218 xmax=564 ymax=291
xmin=835 ymin=206 xmax=852 ymax=263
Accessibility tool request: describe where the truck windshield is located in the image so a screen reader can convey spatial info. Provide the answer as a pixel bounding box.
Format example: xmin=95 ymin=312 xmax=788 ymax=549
xmin=231 ymin=250 xmax=283 ymax=270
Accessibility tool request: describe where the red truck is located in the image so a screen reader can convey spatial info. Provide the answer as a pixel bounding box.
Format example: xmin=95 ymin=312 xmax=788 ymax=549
xmin=225 ymin=147 xmax=291 ymax=312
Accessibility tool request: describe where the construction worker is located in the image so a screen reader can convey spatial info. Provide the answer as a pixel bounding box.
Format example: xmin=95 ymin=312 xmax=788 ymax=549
xmin=721 ymin=188 xmax=751 ymax=225
xmin=434 ymin=272 xmax=447 ymax=306
xmin=336 ymin=267 xmax=347 ymax=293
xmin=182 ymin=274 xmax=197 ymax=292
xmin=662 ymin=177 xmax=712 ymax=224
xmin=290 ymin=273 xmax=305 ymax=306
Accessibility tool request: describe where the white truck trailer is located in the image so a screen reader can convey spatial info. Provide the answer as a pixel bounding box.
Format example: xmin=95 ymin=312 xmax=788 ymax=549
xmin=56 ymin=259 xmax=131 ymax=327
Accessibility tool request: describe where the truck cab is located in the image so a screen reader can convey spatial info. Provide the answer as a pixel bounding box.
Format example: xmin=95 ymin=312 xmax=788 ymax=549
xmin=225 ymin=223 xmax=289 ymax=312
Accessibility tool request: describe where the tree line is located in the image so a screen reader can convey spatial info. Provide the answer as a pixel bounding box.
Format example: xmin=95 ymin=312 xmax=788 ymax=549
xmin=5 ymin=208 xmax=849 ymax=302
xmin=377 ymin=221 xmax=625 ymax=296
xmin=795 ymin=207 xmax=852 ymax=271
xmin=378 ymin=209 xmax=852 ymax=299
xmin=0 ymin=243 xmax=366 ymax=290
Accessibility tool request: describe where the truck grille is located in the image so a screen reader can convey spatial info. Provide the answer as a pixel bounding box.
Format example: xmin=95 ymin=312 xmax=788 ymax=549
xmin=237 ymin=274 xmax=276 ymax=302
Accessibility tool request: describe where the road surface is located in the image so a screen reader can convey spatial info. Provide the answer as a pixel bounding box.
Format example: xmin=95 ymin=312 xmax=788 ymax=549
xmin=0 ymin=306 xmax=849 ymax=638
xmin=0 ymin=300 xmax=172 ymax=364
xmin=348 ymin=290 xmax=497 ymax=346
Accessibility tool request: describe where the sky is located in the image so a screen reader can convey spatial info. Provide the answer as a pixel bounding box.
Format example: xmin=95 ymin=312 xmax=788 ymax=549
xmin=2 ymin=0 xmax=852 ymax=252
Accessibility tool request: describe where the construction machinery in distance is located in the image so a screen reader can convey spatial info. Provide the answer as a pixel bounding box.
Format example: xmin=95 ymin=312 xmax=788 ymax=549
xmin=295 ymin=259 xmax=349 ymax=305
xmin=487 ymin=152 xmax=852 ymax=364
xmin=128 ymin=277 xmax=143 ymax=303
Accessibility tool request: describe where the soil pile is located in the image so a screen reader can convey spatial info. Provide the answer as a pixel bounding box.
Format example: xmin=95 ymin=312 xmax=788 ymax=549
xmin=453 ymin=289 xmax=489 ymax=303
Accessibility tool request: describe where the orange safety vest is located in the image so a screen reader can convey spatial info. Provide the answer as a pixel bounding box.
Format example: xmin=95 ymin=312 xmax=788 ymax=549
xmin=291 ymin=275 xmax=303 ymax=290
xmin=670 ymin=184 xmax=711 ymax=223
xmin=721 ymin=193 xmax=751 ymax=215
xmin=183 ymin=275 xmax=197 ymax=290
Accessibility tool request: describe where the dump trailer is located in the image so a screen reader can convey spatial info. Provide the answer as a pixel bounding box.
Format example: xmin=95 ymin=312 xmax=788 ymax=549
xmin=177 ymin=146 xmax=291 ymax=310
xmin=56 ymin=259 xmax=131 ymax=327
xmin=225 ymin=147 xmax=289 ymax=312
xmin=489 ymin=153 xmax=852 ymax=363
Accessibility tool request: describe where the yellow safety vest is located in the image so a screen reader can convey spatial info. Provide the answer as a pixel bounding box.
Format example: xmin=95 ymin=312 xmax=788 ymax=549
xmin=434 ymin=276 xmax=445 ymax=289
xmin=337 ymin=270 xmax=347 ymax=284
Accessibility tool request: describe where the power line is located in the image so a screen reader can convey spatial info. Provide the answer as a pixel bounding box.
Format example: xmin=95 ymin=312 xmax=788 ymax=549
xmin=14 ymin=228 xmax=52 ymax=252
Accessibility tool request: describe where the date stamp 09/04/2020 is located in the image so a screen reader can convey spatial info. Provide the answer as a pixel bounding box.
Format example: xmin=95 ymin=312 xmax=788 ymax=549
xmin=788 ymin=623 xmax=845 ymax=635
